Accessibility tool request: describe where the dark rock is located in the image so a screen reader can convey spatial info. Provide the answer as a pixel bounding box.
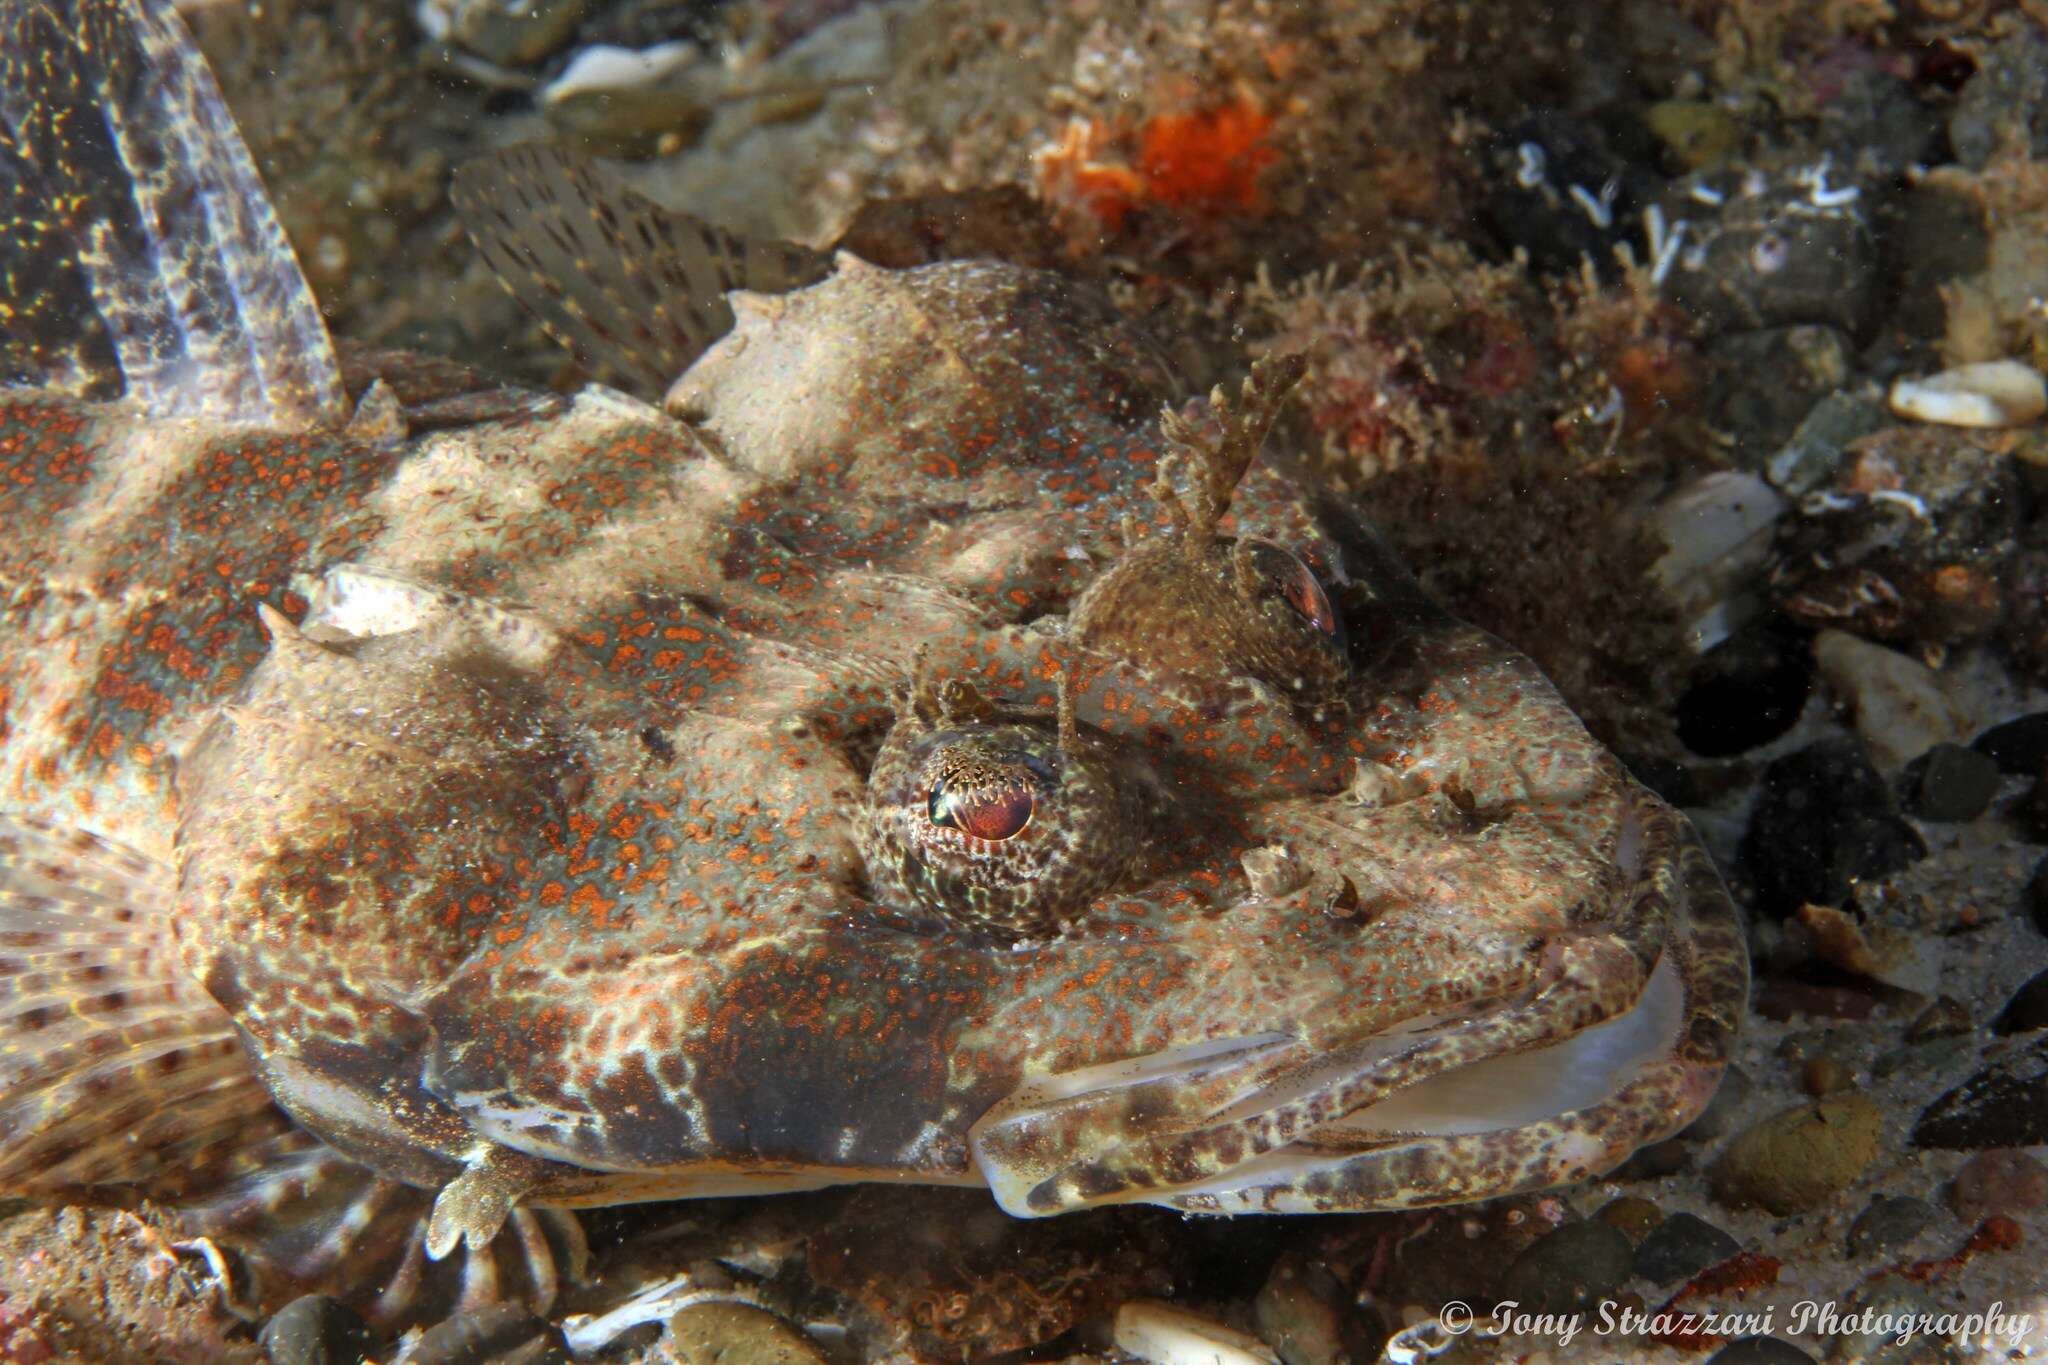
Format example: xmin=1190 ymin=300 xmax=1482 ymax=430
xmin=1633 ymin=1212 xmax=1740 ymax=1286
xmin=1254 ymin=1252 xmax=1384 ymax=1365
xmin=1950 ymin=31 xmax=2048 ymax=169
xmin=1706 ymin=325 xmax=1854 ymax=458
xmin=403 ymin=1304 xmax=569 ymax=1365
xmin=664 ymin=1302 xmax=824 ymax=1365
xmin=1904 ymin=996 xmax=1972 ymax=1042
xmin=1497 ymin=1219 xmax=1633 ymax=1314
xmin=1899 ymin=743 xmax=2000 ymax=822
xmin=1992 ymin=968 xmax=2048 ymax=1035
xmin=1873 ymin=1036 xmax=1971 ymax=1080
xmin=1912 ymin=1035 xmax=2048 ymax=1149
xmin=1972 ymin=712 xmax=2048 ymax=775
xmin=1948 ymin=1148 xmax=2048 ymax=1222
xmin=1677 ymin=621 xmax=1813 ymax=758
xmin=1480 ymin=112 xmax=1656 ymax=278
xmin=1706 ymin=1336 xmax=1815 ymax=1364
xmin=2028 ymin=855 xmax=2048 ymax=937
xmin=1763 ymin=391 xmax=1887 ymax=498
xmin=1846 ymin=1195 xmax=1936 ymax=1259
xmin=1741 ymin=737 xmax=1927 ymax=917
xmin=1877 ymin=185 xmax=1990 ymax=343
xmin=1611 ymin=1137 xmax=1692 ymax=1181
xmin=1660 ymin=163 xmax=1878 ymax=338
xmin=261 ymin=1296 xmax=371 ymax=1365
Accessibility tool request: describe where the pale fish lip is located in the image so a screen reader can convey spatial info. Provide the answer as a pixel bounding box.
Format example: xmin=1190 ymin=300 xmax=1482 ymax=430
xmin=969 ymin=951 xmax=1687 ymax=1217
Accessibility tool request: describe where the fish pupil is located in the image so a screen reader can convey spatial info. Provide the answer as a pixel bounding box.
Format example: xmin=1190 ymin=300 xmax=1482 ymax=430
xmin=928 ymin=778 xmax=1036 ymax=841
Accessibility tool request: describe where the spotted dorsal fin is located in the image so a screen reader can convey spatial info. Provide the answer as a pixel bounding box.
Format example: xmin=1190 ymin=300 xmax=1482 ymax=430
xmin=452 ymin=142 xmax=832 ymax=398
xmin=0 ymin=0 xmax=346 ymax=428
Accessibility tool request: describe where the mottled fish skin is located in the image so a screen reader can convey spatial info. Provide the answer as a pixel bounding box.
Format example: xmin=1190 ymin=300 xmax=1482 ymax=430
xmin=0 ymin=0 xmax=1746 ymax=1327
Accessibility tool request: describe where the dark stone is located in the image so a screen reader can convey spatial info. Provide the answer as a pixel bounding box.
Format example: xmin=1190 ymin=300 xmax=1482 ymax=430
xmin=1659 ymin=161 xmax=1879 ymax=335
xmin=404 ymin=1305 xmax=570 ymax=1365
xmin=2028 ymin=855 xmax=2048 ymax=937
xmin=1991 ymin=967 xmax=2048 ymax=1035
xmin=1479 ymin=112 xmax=1659 ymax=278
xmin=260 ymin=1295 xmax=372 ymax=1365
xmin=1498 ymin=1219 xmax=1634 ymax=1314
xmin=1912 ymin=1035 xmax=2048 ymax=1149
xmin=1741 ymin=737 xmax=1927 ymax=918
xmin=1846 ymin=1195 xmax=1936 ymax=1259
xmin=1971 ymin=711 xmax=2048 ymax=775
xmin=1704 ymin=326 xmax=1854 ymax=457
xmin=1633 ymin=1212 xmax=1740 ymax=1286
xmin=1677 ymin=621 xmax=1813 ymax=758
xmin=1706 ymin=1337 xmax=1815 ymax=1364
xmin=1899 ymin=743 xmax=2000 ymax=822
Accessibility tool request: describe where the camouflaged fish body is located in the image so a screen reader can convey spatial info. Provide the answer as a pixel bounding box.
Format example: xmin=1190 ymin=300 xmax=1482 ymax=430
xmin=0 ymin=0 xmax=1746 ymax=1326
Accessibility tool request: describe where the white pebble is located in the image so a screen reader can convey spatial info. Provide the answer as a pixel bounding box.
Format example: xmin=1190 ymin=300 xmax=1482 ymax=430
xmin=1888 ymin=359 xmax=2047 ymax=428
xmin=1113 ymin=1301 xmax=1281 ymax=1365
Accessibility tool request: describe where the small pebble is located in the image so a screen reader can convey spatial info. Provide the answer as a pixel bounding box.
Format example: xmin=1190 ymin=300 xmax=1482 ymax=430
xmin=1888 ymin=359 xmax=2048 ymax=428
xmin=403 ymin=1304 xmax=569 ymax=1365
xmin=1831 ymin=1275 xmax=1949 ymax=1364
xmin=1497 ymin=1219 xmax=1633 ymax=1314
xmin=1846 ymin=1195 xmax=1936 ymax=1259
xmin=1633 ymin=1212 xmax=1740 ymax=1287
xmin=1991 ymin=967 xmax=2048 ymax=1035
xmin=664 ymin=1302 xmax=825 ymax=1365
xmin=1741 ymin=738 xmax=1926 ymax=917
xmin=261 ymin=1295 xmax=371 ymax=1365
xmin=1813 ymin=633 xmax=1970 ymax=775
xmin=1711 ymin=1095 xmax=1884 ymax=1215
xmin=1707 ymin=1336 xmax=1815 ymax=1364
xmin=1253 ymin=1253 xmax=1381 ymax=1365
xmin=1899 ymin=743 xmax=2000 ymax=822
xmin=1904 ymin=996 xmax=1971 ymax=1043
xmin=1947 ymin=1148 xmax=2048 ymax=1221
xmin=1913 ymin=1036 xmax=2048 ymax=1149
xmin=1801 ymin=1054 xmax=1854 ymax=1097
xmin=1596 ymin=1196 xmax=1663 ymax=1244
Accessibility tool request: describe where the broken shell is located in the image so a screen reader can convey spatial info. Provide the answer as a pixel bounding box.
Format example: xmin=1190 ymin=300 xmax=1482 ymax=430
xmin=1113 ymin=1301 xmax=1281 ymax=1365
xmin=1647 ymin=471 xmax=1788 ymax=653
xmin=1888 ymin=360 xmax=2047 ymax=429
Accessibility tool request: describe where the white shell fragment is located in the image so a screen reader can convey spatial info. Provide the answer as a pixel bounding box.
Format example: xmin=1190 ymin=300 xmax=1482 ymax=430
xmin=1112 ymin=1301 xmax=1281 ymax=1365
xmin=1888 ymin=359 xmax=2047 ymax=428
xmin=1647 ymin=471 xmax=1787 ymax=653
xmin=541 ymin=40 xmax=699 ymax=104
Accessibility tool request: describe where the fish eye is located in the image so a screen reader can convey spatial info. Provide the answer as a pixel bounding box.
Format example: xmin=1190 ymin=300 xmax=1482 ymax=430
xmin=860 ymin=719 xmax=1149 ymax=940
xmin=1257 ymin=541 xmax=1340 ymax=639
xmin=927 ymin=757 xmax=1044 ymax=841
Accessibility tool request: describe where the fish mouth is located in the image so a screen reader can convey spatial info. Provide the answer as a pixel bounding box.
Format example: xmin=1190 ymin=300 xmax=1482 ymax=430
xmin=969 ymin=882 xmax=1730 ymax=1217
